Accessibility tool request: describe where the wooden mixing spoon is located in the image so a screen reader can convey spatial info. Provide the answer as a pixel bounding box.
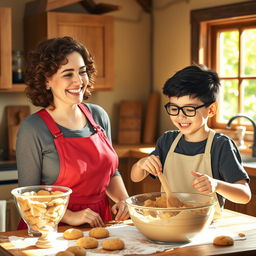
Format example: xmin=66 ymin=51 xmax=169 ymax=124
xmin=157 ymin=171 xmax=184 ymax=207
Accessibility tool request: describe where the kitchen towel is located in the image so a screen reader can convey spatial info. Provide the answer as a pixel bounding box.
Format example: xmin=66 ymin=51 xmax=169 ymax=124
xmin=0 ymin=200 xmax=6 ymax=232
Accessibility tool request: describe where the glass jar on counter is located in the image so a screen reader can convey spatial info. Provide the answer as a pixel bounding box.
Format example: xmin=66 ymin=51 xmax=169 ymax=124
xmin=12 ymin=50 xmax=24 ymax=84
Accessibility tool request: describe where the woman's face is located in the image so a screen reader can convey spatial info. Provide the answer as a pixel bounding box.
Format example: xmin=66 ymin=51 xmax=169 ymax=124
xmin=46 ymin=51 xmax=89 ymax=108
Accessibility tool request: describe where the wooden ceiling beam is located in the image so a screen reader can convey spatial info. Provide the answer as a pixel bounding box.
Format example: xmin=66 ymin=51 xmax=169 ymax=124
xmin=25 ymin=0 xmax=148 ymax=16
xmin=25 ymin=0 xmax=119 ymax=16
xmin=80 ymin=0 xmax=120 ymax=14
xmin=136 ymin=0 xmax=152 ymax=13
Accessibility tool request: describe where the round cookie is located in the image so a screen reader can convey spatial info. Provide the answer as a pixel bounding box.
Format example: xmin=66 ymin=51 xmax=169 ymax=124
xmin=102 ymin=238 xmax=125 ymax=251
xmin=213 ymin=235 xmax=234 ymax=246
xmin=63 ymin=228 xmax=84 ymax=240
xmin=55 ymin=251 xmax=74 ymax=256
xmin=76 ymin=236 xmax=98 ymax=249
xmin=89 ymin=227 xmax=109 ymax=239
xmin=66 ymin=246 xmax=86 ymax=256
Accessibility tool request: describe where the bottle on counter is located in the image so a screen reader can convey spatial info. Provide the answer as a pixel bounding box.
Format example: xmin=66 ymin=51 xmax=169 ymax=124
xmin=12 ymin=50 xmax=24 ymax=84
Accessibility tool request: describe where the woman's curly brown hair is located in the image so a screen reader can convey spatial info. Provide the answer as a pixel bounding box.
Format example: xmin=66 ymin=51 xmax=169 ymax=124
xmin=25 ymin=36 xmax=96 ymax=108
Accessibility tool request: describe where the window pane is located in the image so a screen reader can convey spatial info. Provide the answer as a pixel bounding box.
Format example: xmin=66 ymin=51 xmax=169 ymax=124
xmin=241 ymin=29 xmax=256 ymax=76
xmin=243 ymin=79 xmax=256 ymax=122
xmin=219 ymin=30 xmax=239 ymax=77
xmin=218 ymin=79 xmax=238 ymax=122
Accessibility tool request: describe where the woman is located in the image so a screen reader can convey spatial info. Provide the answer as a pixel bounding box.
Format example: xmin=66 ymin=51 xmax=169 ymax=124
xmin=16 ymin=36 xmax=129 ymax=227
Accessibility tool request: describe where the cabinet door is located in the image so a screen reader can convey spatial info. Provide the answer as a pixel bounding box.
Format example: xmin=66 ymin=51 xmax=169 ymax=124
xmin=0 ymin=8 xmax=12 ymax=89
xmin=24 ymin=12 xmax=114 ymax=90
xmin=47 ymin=12 xmax=114 ymax=90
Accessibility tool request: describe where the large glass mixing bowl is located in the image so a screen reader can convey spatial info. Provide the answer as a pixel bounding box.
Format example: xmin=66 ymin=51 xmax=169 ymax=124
xmin=126 ymin=192 xmax=216 ymax=243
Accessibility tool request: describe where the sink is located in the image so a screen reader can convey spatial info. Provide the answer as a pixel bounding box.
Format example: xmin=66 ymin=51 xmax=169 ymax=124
xmin=240 ymin=154 xmax=256 ymax=168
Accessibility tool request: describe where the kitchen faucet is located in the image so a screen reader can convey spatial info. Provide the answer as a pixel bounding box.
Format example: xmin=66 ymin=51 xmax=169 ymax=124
xmin=226 ymin=114 xmax=256 ymax=157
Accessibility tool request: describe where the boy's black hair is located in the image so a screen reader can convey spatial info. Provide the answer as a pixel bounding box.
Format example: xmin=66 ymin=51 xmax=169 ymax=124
xmin=162 ymin=64 xmax=221 ymax=104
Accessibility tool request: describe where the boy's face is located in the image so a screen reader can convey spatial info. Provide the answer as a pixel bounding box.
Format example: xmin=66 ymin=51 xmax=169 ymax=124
xmin=167 ymin=95 xmax=216 ymax=141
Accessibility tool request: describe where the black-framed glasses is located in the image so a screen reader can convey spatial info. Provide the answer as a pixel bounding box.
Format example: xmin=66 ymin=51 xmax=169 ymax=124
xmin=164 ymin=102 xmax=212 ymax=117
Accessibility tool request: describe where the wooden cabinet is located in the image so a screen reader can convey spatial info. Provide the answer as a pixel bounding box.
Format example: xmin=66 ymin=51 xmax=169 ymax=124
xmin=0 ymin=7 xmax=26 ymax=92
xmin=24 ymin=12 xmax=114 ymax=90
xmin=0 ymin=8 xmax=12 ymax=90
xmin=0 ymin=183 xmax=20 ymax=231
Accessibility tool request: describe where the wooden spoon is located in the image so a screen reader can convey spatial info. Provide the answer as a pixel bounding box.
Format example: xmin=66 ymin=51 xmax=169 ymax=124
xmin=157 ymin=171 xmax=184 ymax=208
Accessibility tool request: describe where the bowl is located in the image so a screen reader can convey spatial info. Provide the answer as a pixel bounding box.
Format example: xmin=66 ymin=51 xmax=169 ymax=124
xmin=126 ymin=192 xmax=216 ymax=243
xmin=12 ymin=185 xmax=72 ymax=237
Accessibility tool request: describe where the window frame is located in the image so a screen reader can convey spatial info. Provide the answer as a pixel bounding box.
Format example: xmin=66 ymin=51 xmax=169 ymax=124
xmin=191 ymin=1 xmax=256 ymax=132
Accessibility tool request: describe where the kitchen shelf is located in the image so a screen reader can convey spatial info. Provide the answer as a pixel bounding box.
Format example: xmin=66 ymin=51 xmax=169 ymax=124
xmin=0 ymin=84 xmax=26 ymax=93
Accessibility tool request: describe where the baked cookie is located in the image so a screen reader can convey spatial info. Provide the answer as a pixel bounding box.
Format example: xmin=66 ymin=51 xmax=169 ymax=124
xmin=76 ymin=236 xmax=98 ymax=249
xmin=213 ymin=235 xmax=234 ymax=246
xmin=89 ymin=227 xmax=109 ymax=239
xmin=55 ymin=251 xmax=74 ymax=256
xmin=102 ymin=238 xmax=125 ymax=250
xmin=66 ymin=245 xmax=86 ymax=256
xmin=63 ymin=228 xmax=84 ymax=240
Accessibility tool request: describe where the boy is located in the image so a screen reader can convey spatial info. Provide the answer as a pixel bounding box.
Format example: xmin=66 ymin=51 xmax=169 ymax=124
xmin=131 ymin=64 xmax=251 ymax=212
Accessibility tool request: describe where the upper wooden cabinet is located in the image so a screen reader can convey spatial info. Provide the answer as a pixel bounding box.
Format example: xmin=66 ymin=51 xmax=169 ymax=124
xmin=0 ymin=7 xmax=12 ymax=90
xmin=24 ymin=12 xmax=114 ymax=90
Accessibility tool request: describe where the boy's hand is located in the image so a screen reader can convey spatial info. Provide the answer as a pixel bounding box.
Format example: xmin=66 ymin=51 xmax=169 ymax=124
xmin=191 ymin=171 xmax=218 ymax=194
xmin=138 ymin=155 xmax=162 ymax=176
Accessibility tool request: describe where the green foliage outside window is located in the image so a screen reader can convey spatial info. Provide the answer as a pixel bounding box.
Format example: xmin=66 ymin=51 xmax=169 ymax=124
xmin=218 ymin=29 xmax=256 ymax=123
xmin=219 ymin=80 xmax=238 ymax=122
xmin=219 ymin=31 xmax=238 ymax=77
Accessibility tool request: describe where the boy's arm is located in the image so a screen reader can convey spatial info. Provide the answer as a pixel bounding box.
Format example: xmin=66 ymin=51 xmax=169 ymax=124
xmin=131 ymin=155 xmax=162 ymax=182
xmin=215 ymin=179 xmax=251 ymax=204
xmin=192 ymin=171 xmax=251 ymax=204
xmin=131 ymin=157 xmax=149 ymax=182
xmin=203 ymin=135 xmax=251 ymax=204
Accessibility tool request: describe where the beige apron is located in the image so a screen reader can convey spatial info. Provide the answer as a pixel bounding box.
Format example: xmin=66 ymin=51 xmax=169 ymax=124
xmin=162 ymin=129 xmax=221 ymax=217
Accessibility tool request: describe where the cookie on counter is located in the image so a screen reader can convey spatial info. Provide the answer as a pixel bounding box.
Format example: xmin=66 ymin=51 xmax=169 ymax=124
xmin=102 ymin=238 xmax=125 ymax=250
xmin=76 ymin=236 xmax=98 ymax=249
xmin=89 ymin=227 xmax=109 ymax=239
xmin=55 ymin=251 xmax=74 ymax=256
xmin=66 ymin=245 xmax=86 ymax=256
xmin=63 ymin=228 xmax=84 ymax=240
xmin=213 ymin=235 xmax=234 ymax=246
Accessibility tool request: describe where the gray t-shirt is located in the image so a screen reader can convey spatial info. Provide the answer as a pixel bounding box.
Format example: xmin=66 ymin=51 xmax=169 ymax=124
xmin=151 ymin=130 xmax=249 ymax=207
xmin=16 ymin=103 xmax=120 ymax=186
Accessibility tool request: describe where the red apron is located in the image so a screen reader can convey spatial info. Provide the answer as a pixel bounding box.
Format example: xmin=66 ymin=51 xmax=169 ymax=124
xmin=18 ymin=103 xmax=118 ymax=229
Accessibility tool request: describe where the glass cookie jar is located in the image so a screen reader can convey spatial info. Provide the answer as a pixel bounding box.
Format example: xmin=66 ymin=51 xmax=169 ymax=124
xmin=12 ymin=50 xmax=24 ymax=83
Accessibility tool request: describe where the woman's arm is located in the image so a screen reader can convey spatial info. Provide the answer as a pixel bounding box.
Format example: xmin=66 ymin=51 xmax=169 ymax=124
xmin=16 ymin=117 xmax=42 ymax=186
xmin=61 ymin=208 xmax=105 ymax=227
xmin=106 ymin=175 xmax=129 ymax=221
xmin=106 ymin=175 xmax=129 ymax=202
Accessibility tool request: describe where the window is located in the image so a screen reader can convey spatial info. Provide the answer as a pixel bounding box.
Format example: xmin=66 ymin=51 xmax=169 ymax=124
xmin=191 ymin=1 xmax=256 ymax=131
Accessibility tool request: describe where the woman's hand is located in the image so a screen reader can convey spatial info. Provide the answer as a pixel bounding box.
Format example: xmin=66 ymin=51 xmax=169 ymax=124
xmin=111 ymin=200 xmax=130 ymax=221
xmin=62 ymin=208 xmax=105 ymax=227
xmin=192 ymin=171 xmax=218 ymax=194
xmin=138 ymin=155 xmax=162 ymax=176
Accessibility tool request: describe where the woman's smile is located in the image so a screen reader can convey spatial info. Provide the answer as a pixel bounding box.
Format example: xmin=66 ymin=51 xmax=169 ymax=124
xmin=66 ymin=86 xmax=85 ymax=95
